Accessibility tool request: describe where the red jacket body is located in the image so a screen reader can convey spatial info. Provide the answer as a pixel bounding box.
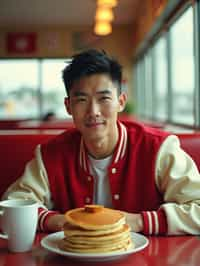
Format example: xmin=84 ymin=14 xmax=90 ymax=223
xmin=40 ymin=120 xmax=169 ymax=234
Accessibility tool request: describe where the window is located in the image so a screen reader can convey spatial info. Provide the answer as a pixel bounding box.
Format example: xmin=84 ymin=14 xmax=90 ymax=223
xmin=153 ymin=37 xmax=168 ymax=120
xmin=41 ymin=59 xmax=69 ymax=118
xmin=144 ymin=50 xmax=153 ymax=118
xmin=0 ymin=60 xmax=38 ymax=118
xmin=135 ymin=59 xmax=145 ymax=117
xmin=134 ymin=5 xmax=195 ymax=127
xmin=170 ymin=7 xmax=194 ymax=124
xmin=0 ymin=58 xmax=69 ymax=119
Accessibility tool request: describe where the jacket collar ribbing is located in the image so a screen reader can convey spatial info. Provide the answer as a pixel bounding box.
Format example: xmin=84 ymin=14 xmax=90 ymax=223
xmin=79 ymin=121 xmax=127 ymax=172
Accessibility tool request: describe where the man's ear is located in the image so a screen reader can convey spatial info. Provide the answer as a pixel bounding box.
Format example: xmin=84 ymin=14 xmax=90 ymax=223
xmin=64 ymin=97 xmax=72 ymax=115
xmin=118 ymin=92 xmax=127 ymax=112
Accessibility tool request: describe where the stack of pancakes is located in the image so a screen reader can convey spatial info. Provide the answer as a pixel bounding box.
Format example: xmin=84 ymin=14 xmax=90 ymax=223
xmin=59 ymin=205 xmax=133 ymax=253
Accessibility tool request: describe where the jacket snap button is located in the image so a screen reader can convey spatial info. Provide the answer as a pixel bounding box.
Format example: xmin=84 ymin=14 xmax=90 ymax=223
xmin=111 ymin=168 xmax=117 ymax=174
xmin=114 ymin=194 xmax=120 ymax=200
xmin=87 ymin=176 xmax=92 ymax=182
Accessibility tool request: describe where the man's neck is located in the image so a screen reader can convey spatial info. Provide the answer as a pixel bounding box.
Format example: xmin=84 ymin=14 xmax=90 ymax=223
xmin=84 ymin=127 xmax=119 ymax=159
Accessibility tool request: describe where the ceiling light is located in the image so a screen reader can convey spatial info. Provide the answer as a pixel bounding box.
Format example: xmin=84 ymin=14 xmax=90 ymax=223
xmin=94 ymin=21 xmax=112 ymax=36
xmin=97 ymin=0 xmax=118 ymax=8
xmin=95 ymin=7 xmax=114 ymax=21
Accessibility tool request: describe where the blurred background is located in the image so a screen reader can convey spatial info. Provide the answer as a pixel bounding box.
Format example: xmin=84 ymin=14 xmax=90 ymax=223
xmin=0 ymin=0 xmax=198 ymax=130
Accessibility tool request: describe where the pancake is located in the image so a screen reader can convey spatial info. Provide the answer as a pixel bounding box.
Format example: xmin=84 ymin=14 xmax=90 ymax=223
xmin=59 ymin=238 xmax=132 ymax=253
xmin=60 ymin=205 xmax=134 ymax=254
xmin=65 ymin=224 xmax=131 ymax=243
xmin=65 ymin=205 xmax=125 ymax=230
xmin=63 ymin=222 xmax=124 ymax=236
xmin=66 ymin=234 xmax=130 ymax=247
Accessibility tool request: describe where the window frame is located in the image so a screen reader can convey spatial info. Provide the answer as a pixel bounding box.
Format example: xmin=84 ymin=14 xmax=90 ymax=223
xmin=134 ymin=1 xmax=199 ymax=128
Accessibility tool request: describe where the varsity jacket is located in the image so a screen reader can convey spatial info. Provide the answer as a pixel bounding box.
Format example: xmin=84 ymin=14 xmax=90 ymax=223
xmin=3 ymin=120 xmax=200 ymax=235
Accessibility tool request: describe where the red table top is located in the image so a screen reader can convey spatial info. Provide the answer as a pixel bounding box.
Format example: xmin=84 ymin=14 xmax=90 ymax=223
xmin=0 ymin=233 xmax=199 ymax=266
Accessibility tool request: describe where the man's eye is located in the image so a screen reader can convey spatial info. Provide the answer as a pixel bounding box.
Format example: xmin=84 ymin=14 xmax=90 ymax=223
xmin=77 ymin=98 xmax=86 ymax=102
xmin=100 ymin=97 xmax=111 ymax=101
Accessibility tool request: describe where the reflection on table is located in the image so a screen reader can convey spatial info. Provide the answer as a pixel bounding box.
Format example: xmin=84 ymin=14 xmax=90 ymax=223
xmin=0 ymin=233 xmax=200 ymax=266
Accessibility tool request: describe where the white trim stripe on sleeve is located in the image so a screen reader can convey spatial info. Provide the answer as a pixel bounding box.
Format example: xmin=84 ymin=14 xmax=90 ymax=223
xmin=147 ymin=211 xmax=153 ymax=235
xmin=39 ymin=210 xmax=49 ymax=231
xmin=152 ymin=211 xmax=159 ymax=235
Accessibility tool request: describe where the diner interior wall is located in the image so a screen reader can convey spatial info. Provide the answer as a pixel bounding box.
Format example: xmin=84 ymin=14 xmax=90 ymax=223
xmin=0 ymin=25 xmax=134 ymax=97
xmin=131 ymin=0 xmax=168 ymax=52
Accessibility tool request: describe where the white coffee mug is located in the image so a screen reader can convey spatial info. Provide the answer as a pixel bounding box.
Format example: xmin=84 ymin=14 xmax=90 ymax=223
xmin=0 ymin=199 xmax=38 ymax=252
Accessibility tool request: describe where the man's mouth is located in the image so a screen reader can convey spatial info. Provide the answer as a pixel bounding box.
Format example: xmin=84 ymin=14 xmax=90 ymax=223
xmin=85 ymin=121 xmax=105 ymax=128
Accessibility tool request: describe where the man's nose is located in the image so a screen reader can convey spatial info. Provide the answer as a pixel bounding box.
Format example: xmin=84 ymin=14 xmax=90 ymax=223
xmin=87 ymin=100 xmax=100 ymax=116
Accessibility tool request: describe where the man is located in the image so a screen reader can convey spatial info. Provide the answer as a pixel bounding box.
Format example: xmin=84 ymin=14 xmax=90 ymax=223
xmin=3 ymin=49 xmax=200 ymax=235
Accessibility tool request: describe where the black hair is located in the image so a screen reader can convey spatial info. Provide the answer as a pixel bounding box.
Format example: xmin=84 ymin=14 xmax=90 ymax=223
xmin=62 ymin=49 xmax=122 ymax=96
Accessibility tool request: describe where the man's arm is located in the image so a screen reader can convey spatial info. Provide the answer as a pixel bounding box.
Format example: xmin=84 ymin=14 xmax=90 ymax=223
xmin=152 ymin=135 xmax=200 ymax=235
xmin=155 ymin=135 xmax=200 ymax=235
xmin=123 ymin=135 xmax=200 ymax=235
xmin=2 ymin=145 xmax=64 ymax=232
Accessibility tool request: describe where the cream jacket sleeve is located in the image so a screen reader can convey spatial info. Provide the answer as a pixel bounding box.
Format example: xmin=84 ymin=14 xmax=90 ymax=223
xmin=2 ymin=145 xmax=53 ymax=210
xmin=156 ymin=135 xmax=200 ymax=235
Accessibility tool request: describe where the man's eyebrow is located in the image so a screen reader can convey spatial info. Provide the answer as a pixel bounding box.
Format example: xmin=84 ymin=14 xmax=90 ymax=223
xmin=96 ymin=89 xmax=112 ymax=95
xmin=72 ymin=91 xmax=88 ymax=97
xmin=71 ymin=89 xmax=112 ymax=97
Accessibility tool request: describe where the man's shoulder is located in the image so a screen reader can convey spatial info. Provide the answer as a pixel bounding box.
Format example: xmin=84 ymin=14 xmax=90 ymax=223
xmin=121 ymin=119 xmax=169 ymax=140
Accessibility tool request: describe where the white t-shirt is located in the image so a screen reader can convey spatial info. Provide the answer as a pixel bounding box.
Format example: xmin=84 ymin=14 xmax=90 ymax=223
xmin=88 ymin=154 xmax=113 ymax=208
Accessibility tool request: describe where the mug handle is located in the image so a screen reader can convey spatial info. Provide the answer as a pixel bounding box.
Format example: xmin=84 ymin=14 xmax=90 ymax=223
xmin=0 ymin=210 xmax=8 ymax=239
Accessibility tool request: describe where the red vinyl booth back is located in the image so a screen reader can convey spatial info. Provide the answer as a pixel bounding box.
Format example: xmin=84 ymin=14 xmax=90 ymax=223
xmin=177 ymin=133 xmax=200 ymax=172
xmin=0 ymin=131 xmax=199 ymax=198
xmin=0 ymin=131 xmax=63 ymax=197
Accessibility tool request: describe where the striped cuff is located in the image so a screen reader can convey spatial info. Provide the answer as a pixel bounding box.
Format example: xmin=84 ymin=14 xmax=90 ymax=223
xmin=38 ymin=207 xmax=60 ymax=232
xmin=141 ymin=209 xmax=168 ymax=235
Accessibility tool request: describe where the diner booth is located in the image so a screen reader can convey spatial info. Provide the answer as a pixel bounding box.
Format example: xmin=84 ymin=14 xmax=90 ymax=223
xmin=0 ymin=122 xmax=200 ymax=265
xmin=1 ymin=0 xmax=200 ymax=265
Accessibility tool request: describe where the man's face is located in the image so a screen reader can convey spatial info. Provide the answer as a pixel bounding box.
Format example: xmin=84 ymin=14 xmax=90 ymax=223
xmin=65 ymin=74 xmax=127 ymax=142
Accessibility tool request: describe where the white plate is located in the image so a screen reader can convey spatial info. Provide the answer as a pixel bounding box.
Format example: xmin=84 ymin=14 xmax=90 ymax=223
xmin=41 ymin=231 xmax=149 ymax=262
